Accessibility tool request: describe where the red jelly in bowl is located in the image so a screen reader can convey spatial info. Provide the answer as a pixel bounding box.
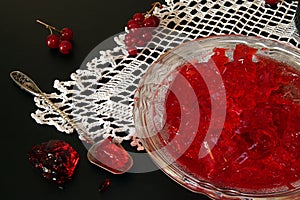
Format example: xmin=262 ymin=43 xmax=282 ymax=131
xmin=134 ymin=36 xmax=300 ymax=199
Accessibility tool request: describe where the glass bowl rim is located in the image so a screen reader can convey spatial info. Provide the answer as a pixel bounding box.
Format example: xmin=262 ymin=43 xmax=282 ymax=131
xmin=133 ymin=35 xmax=300 ymax=199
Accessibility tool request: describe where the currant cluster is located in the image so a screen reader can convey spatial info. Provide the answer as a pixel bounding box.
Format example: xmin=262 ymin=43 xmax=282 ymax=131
xmin=125 ymin=2 xmax=161 ymax=56
xmin=37 ymin=20 xmax=73 ymax=55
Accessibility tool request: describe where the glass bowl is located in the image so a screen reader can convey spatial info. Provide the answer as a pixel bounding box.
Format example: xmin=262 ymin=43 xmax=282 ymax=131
xmin=133 ymin=35 xmax=300 ymax=199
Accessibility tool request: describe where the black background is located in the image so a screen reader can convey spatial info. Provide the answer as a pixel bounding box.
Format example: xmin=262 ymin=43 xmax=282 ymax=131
xmin=0 ymin=0 xmax=210 ymax=200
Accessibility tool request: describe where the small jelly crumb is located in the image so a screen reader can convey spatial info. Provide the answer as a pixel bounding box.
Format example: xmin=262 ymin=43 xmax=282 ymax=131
xmin=98 ymin=178 xmax=111 ymax=192
xmin=159 ymin=44 xmax=300 ymax=193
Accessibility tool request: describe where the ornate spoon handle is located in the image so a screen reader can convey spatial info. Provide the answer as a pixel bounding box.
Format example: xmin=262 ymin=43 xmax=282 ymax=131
xmin=10 ymin=70 xmax=43 ymax=96
xmin=10 ymin=70 xmax=94 ymax=144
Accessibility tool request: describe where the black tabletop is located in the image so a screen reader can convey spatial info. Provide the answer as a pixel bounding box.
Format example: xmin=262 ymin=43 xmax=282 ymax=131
xmin=1 ymin=0 xmax=210 ymax=199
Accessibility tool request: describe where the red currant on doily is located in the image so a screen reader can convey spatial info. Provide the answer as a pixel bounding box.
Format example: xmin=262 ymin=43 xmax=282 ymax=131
xmin=36 ymin=19 xmax=73 ymax=55
xmin=124 ymin=2 xmax=162 ymax=56
xmin=127 ymin=19 xmax=141 ymax=30
xmin=128 ymin=47 xmax=138 ymax=56
xmin=264 ymin=0 xmax=279 ymax=6
xmin=148 ymin=15 xmax=160 ymax=27
xmin=133 ymin=13 xmax=145 ymax=24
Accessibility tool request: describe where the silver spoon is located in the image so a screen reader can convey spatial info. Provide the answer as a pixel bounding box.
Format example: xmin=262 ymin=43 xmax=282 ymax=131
xmin=10 ymin=70 xmax=133 ymax=174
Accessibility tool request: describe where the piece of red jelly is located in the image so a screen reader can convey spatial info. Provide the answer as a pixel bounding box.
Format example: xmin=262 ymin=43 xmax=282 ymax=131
xmin=159 ymin=44 xmax=300 ymax=192
xmin=87 ymin=137 xmax=133 ymax=174
xmin=28 ymin=140 xmax=79 ymax=186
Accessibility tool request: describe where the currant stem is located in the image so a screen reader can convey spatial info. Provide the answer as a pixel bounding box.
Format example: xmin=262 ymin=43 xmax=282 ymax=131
xmin=36 ymin=19 xmax=61 ymax=33
xmin=146 ymin=2 xmax=162 ymax=15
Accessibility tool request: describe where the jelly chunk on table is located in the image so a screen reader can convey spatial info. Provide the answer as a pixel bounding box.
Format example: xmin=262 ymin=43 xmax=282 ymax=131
xmin=28 ymin=140 xmax=79 ymax=186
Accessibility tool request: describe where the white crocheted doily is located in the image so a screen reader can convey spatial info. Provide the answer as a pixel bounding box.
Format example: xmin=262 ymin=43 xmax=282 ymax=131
xmin=32 ymin=0 xmax=300 ymax=148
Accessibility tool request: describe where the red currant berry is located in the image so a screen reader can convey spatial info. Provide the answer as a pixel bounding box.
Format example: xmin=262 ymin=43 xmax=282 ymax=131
xmin=130 ymin=36 xmax=138 ymax=46
xmin=46 ymin=34 xmax=60 ymax=49
xmin=133 ymin=13 xmax=145 ymax=24
xmin=59 ymin=40 xmax=72 ymax=54
xmin=127 ymin=19 xmax=141 ymax=30
xmin=136 ymin=39 xmax=146 ymax=47
xmin=143 ymin=17 xmax=157 ymax=27
xmin=128 ymin=47 xmax=138 ymax=56
xmin=264 ymin=0 xmax=279 ymax=5
xmin=125 ymin=34 xmax=134 ymax=46
xmin=130 ymin=28 xmax=143 ymax=36
xmin=60 ymin=27 xmax=73 ymax=41
xmin=147 ymin=15 xmax=160 ymax=27
xmin=141 ymin=31 xmax=153 ymax=42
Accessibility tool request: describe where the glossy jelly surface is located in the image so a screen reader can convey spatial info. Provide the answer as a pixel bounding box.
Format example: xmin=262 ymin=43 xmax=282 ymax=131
xmin=159 ymin=44 xmax=300 ymax=193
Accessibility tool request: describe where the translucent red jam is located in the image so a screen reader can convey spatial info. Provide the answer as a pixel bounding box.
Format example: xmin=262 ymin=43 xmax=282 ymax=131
xmin=159 ymin=44 xmax=300 ymax=192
